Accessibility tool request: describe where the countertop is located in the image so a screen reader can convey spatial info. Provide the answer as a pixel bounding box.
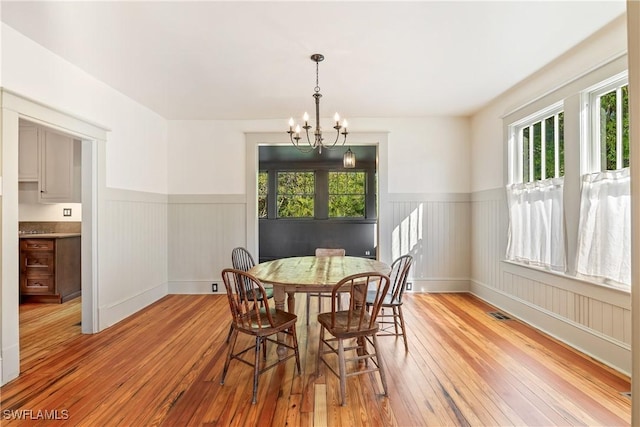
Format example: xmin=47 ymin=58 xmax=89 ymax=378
xmin=19 ymin=233 xmax=81 ymax=239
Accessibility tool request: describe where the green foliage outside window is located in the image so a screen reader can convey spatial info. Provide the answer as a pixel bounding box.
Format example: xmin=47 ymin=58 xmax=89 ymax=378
xmin=328 ymin=172 xmax=366 ymax=217
xmin=599 ymin=85 xmax=629 ymax=170
xmin=521 ymin=112 xmax=564 ymax=183
xmin=277 ymin=172 xmax=314 ymax=217
xmin=258 ymin=171 xmax=268 ymax=218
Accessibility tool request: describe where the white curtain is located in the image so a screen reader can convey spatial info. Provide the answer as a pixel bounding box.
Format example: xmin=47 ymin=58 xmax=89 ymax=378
xmin=506 ymin=177 xmax=565 ymax=271
xmin=575 ymin=168 xmax=630 ymax=287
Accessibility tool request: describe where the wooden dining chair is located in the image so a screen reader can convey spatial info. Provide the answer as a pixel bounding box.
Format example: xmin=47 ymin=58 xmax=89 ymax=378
xmin=225 ymin=247 xmax=274 ymax=343
xmin=220 ymin=268 xmax=301 ymax=404
xmin=366 ymin=254 xmax=413 ymax=351
xmin=306 ymin=248 xmax=346 ymax=325
xmin=316 ymin=271 xmax=391 ymax=406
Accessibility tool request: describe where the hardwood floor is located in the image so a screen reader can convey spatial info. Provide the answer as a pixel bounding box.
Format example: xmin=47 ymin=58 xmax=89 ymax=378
xmin=2 ymin=293 xmax=631 ymax=426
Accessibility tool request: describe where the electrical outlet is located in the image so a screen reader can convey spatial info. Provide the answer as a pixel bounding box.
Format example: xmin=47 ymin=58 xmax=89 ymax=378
xmin=63 ymin=208 xmax=72 ymax=217
xmin=212 ymin=283 xmax=218 ymax=292
xmin=406 ymin=282 xmax=413 ymax=291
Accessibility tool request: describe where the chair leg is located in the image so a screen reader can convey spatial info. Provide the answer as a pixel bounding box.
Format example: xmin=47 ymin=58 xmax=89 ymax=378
xmin=392 ymin=307 xmax=400 ymax=336
xmin=252 ymin=336 xmax=262 ymax=404
xmin=262 ymin=336 xmax=267 ymax=360
xmin=306 ymin=294 xmax=311 ymax=325
xmin=372 ymin=333 xmax=389 ymax=397
xmin=225 ymin=322 xmax=234 ymax=344
xmin=397 ymin=305 xmax=409 ymax=351
xmin=316 ymin=326 xmax=325 ymax=377
xmin=220 ymin=328 xmax=238 ymax=384
xmin=338 ymin=338 xmax=347 ymax=406
xmin=290 ymin=325 xmax=301 ymax=374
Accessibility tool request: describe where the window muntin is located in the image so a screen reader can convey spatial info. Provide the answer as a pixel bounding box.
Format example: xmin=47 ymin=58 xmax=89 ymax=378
xmin=328 ymin=171 xmax=366 ymax=218
xmin=514 ymin=108 xmax=564 ymax=184
xmin=258 ymin=171 xmax=268 ymax=218
xmin=590 ymin=78 xmax=629 ymax=171
xmin=277 ymin=171 xmax=314 ymax=218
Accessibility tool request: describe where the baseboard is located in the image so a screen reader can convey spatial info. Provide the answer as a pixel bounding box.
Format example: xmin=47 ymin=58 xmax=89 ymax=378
xmin=168 ymin=281 xmax=220 ymax=294
xmin=98 ymin=283 xmax=168 ymax=330
xmin=1 ymin=343 xmax=19 ymax=385
xmin=407 ymin=278 xmax=470 ymax=293
xmin=469 ymin=279 xmax=631 ymax=376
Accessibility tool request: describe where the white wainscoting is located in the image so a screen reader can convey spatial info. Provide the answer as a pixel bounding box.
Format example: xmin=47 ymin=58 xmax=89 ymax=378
xmin=469 ymin=187 xmax=631 ymax=375
xmin=387 ymin=193 xmax=471 ymax=292
xmin=167 ymin=194 xmax=247 ymax=294
xmin=99 ymin=188 xmax=169 ymax=329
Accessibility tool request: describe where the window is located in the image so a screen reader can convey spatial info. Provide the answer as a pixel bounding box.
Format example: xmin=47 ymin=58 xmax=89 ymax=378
xmin=506 ymin=104 xmax=565 ymax=270
xmin=277 ymin=171 xmax=314 ymax=218
xmin=258 ymin=171 xmax=268 ymax=218
xmin=514 ymin=107 xmax=564 ymax=184
xmin=328 ymin=172 xmax=366 ymax=218
xmin=574 ymin=73 xmax=631 ymax=288
xmin=588 ymin=75 xmax=629 ymax=171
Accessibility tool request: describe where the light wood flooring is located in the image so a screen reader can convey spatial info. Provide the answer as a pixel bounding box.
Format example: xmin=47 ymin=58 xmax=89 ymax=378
xmin=1 ymin=293 xmax=631 ymax=426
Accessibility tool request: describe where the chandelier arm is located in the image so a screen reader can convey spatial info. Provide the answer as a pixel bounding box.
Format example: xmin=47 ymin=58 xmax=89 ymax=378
xmin=304 ymin=126 xmax=316 ymax=149
xmin=289 ymin=133 xmax=316 ymax=153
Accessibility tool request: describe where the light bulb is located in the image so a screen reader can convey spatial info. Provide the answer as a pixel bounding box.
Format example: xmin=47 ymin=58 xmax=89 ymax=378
xmin=303 ymin=112 xmax=309 ymax=123
xmin=334 ymin=112 xmax=340 ymax=123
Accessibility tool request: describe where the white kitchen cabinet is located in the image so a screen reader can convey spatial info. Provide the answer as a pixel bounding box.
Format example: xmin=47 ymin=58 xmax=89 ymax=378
xmin=18 ymin=122 xmax=79 ymax=203
xmin=18 ymin=124 xmax=39 ymax=182
xmin=39 ymin=130 xmax=76 ymax=203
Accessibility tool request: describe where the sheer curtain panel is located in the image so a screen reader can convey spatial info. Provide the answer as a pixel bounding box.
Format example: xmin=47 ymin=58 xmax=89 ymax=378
xmin=506 ymin=177 xmax=565 ymax=271
xmin=575 ymin=168 xmax=630 ymax=287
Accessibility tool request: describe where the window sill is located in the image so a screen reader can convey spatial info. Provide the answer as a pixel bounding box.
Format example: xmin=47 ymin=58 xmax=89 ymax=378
xmin=501 ymin=259 xmax=630 ymax=296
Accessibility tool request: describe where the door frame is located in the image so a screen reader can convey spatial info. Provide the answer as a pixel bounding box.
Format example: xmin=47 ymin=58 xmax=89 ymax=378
xmin=244 ymin=131 xmax=390 ymax=262
xmin=0 ymin=89 xmax=107 ymax=384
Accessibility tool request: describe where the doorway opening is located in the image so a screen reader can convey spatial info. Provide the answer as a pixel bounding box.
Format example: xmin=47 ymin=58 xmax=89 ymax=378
xmin=17 ymin=119 xmax=84 ymax=366
xmin=257 ymin=145 xmax=378 ymax=261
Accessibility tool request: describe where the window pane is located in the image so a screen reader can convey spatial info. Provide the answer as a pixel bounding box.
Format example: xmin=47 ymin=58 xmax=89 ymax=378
xmin=328 ymin=172 xmax=365 ymax=217
xmin=522 ymin=127 xmax=530 ymax=183
xmin=258 ymin=171 xmax=268 ymax=218
xmin=600 ymin=90 xmax=617 ymax=171
xmin=277 ymin=172 xmax=314 ymax=217
xmin=533 ymin=122 xmax=542 ymax=181
xmin=558 ymin=112 xmax=564 ymax=177
xmin=622 ymin=85 xmax=629 ymax=168
xmin=545 ymin=116 xmax=555 ymax=179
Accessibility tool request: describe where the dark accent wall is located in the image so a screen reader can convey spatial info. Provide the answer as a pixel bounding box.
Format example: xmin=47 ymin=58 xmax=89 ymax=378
xmin=259 ymin=219 xmax=377 ymax=262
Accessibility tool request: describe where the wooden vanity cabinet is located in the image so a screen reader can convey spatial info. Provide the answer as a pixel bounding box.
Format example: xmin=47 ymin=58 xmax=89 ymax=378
xmin=20 ymin=236 xmax=81 ymax=303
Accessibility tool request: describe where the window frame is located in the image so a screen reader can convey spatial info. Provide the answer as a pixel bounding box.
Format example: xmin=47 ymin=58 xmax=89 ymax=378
xmin=584 ymin=71 xmax=629 ymax=173
xmin=276 ymin=170 xmax=316 ymax=218
xmin=508 ymin=102 xmax=564 ymax=185
xmin=327 ymin=171 xmax=367 ymax=218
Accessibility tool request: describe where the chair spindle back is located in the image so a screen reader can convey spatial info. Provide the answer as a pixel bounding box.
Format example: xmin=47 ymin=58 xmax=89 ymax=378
xmin=221 ymin=268 xmax=274 ymax=331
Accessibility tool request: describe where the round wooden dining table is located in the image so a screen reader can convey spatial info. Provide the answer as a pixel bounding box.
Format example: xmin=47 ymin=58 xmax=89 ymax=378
xmin=249 ymin=255 xmax=390 ymax=358
xmin=248 ymin=255 xmax=390 ymax=314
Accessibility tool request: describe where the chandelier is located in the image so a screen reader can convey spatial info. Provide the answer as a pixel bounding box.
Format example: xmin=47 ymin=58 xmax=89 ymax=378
xmin=287 ymin=53 xmax=355 ymax=168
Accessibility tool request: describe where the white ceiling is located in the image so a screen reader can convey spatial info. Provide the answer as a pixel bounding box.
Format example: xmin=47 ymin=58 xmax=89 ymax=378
xmin=0 ymin=1 xmax=627 ymax=120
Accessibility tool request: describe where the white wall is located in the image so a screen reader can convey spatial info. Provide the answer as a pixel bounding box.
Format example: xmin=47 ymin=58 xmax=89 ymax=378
xmin=167 ymin=117 xmax=472 ymax=295
xmin=168 ymin=117 xmax=470 ymax=195
xmin=469 ymin=15 xmax=631 ymax=374
xmin=1 ymin=24 xmax=169 ymax=194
